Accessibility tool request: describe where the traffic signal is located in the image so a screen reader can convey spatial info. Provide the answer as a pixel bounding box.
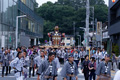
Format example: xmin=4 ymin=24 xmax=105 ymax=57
xmin=112 ymin=0 xmax=115 ymax=3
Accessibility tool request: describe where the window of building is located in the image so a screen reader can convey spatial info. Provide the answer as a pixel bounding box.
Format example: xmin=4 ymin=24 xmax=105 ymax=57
xmin=21 ymin=18 xmax=28 ymax=30
xmin=13 ymin=1 xmax=17 ymax=27
xmin=21 ymin=0 xmax=26 ymax=4
xmin=8 ymin=0 xmax=14 ymax=25
xmin=0 ymin=0 xmax=2 ymax=23
xmin=28 ymin=20 xmax=31 ymax=31
xmin=39 ymin=24 xmax=43 ymax=34
xmin=116 ymin=7 xmax=120 ymax=18
xmin=2 ymin=0 xmax=9 ymax=24
xmin=32 ymin=22 xmax=35 ymax=32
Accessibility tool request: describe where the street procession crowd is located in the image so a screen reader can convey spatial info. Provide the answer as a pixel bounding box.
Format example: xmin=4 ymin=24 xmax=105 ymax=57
xmin=0 ymin=46 xmax=120 ymax=80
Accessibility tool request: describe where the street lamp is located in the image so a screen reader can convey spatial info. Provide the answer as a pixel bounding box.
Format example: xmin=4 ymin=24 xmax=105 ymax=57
xmin=86 ymin=0 xmax=90 ymax=48
xmin=79 ymin=27 xmax=86 ymax=31
xmin=79 ymin=27 xmax=88 ymax=52
xmin=16 ymin=15 xmax=27 ymax=48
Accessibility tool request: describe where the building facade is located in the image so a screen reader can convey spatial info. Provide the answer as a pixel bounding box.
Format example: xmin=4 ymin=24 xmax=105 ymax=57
xmin=102 ymin=22 xmax=110 ymax=52
xmin=61 ymin=35 xmax=74 ymax=46
xmin=108 ymin=0 xmax=120 ymax=52
xmin=0 ymin=0 xmax=43 ymax=48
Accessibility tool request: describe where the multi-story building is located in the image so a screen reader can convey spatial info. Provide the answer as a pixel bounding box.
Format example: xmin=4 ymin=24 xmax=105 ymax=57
xmin=108 ymin=0 xmax=120 ymax=52
xmin=0 ymin=0 xmax=43 ymax=48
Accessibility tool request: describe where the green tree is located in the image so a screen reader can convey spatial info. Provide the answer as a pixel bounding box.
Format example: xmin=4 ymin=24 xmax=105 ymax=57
xmin=39 ymin=20 xmax=55 ymax=43
xmin=94 ymin=5 xmax=108 ymax=22
xmin=112 ymin=44 xmax=119 ymax=56
xmin=36 ymin=0 xmax=108 ymax=42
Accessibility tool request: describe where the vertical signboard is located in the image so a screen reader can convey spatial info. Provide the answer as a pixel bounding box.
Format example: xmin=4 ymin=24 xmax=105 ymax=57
xmin=97 ymin=22 xmax=102 ymax=35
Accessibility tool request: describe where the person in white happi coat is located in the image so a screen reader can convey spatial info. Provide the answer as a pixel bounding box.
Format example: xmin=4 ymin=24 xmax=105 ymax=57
xmin=34 ymin=51 xmax=48 ymax=69
xmin=14 ymin=47 xmax=22 ymax=57
xmin=95 ymin=49 xmax=102 ymax=68
xmin=44 ymin=50 xmax=48 ymax=57
xmin=64 ymin=49 xmax=71 ymax=62
xmin=29 ymin=51 xmax=37 ymax=77
xmin=37 ymin=52 xmax=57 ymax=80
xmin=57 ymin=48 xmax=65 ymax=64
xmin=1 ymin=50 xmax=11 ymax=77
xmin=79 ymin=48 xmax=86 ymax=64
xmin=56 ymin=48 xmax=61 ymax=58
xmin=61 ymin=49 xmax=65 ymax=64
xmin=73 ymin=50 xmax=80 ymax=67
xmin=8 ymin=49 xmax=13 ymax=74
xmin=61 ymin=54 xmax=79 ymax=80
xmin=90 ymin=48 xmax=96 ymax=57
xmin=54 ymin=52 xmax=60 ymax=69
xmin=10 ymin=52 xmax=24 ymax=80
xmin=22 ymin=50 xmax=29 ymax=80
xmin=101 ymin=48 xmax=107 ymax=60
xmin=37 ymin=47 xmax=42 ymax=56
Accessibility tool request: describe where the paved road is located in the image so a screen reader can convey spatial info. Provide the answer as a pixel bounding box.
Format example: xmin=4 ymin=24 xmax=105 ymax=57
xmin=0 ymin=66 xmax=84 ymax=80
xmin=0 ymin=65 xmax=116 ymax=80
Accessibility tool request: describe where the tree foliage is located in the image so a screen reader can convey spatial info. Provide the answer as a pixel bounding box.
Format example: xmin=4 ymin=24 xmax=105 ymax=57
xmin=36 ymin=0 xmax=108 ymax=42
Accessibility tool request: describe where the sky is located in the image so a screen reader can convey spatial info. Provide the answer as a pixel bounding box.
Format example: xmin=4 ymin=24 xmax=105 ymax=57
xmin=36 ymin=0 xmax=108 ymax=7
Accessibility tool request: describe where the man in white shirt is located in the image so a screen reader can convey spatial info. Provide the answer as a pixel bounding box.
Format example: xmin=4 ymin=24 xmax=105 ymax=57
xmin=114 ymin=70 xmax=120 ymax=80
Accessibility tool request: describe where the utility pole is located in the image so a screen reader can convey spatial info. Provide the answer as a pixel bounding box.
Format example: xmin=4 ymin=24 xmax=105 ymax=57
xmin=73 ymin=21 xmax=75 ymax=37
xmin=94 ymin=18 xmax=97 ymax=47
xmin=92 ymin=7 xmax=94 ymax=47
xmin=100 ymin=22 xmax=103 ymax=49
xmin=73 ymin=21 xmax=76 ymax=47
xmin=92 ymin=7 xmax=94 ymax=33
xmin=77 ymin=38 xmax=79 ymax=48
xmin=86 ymin=0 xmax=90 ymax=48
xmin=78 ymin=35 xmax=81 ymax=47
